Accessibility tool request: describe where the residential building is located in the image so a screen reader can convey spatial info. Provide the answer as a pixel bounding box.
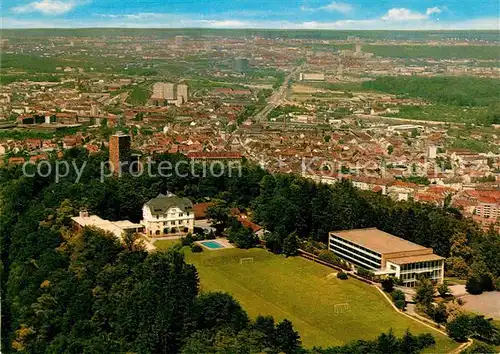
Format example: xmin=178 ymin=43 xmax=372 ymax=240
xmin=152 ymin=82 xmax=175 ymax=100
xmin=328 ymin=228 xmax=444 ymax=287
xmin=177 ymin=84 xmax=188 ymax=105
xmin=185 ymin=151 xmax=242 ymax=163
xmin=109 ymin=131 xmax=131 ymax=174
xmin=141 ymin=193 xmax=194 ymax=236
xmin=475 ymin=196 xmax=500 ymax=219
xmin=234 ymin=57 xmax=249 ymax=73
xmin=299 ymin=73 xmax=325 ymax=81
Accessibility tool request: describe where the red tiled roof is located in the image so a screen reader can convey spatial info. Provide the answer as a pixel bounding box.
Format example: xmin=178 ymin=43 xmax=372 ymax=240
xmin=9 ymin=157 xmax=25 ymax=164
xmin=478 ymin=196 xmax=498 ymax=204
xmin=390 ymin=180 xmax=418 ymax=188
xmin=192 ymin=202 xmax=215 ymax=219
xmin=239 ymin=217 xmax=262 ymax=233
xmin=186 ymin=152 xmax=242 ymax=159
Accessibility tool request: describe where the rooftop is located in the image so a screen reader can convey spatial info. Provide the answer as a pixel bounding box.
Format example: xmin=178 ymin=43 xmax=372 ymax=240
xmin=330 ymin=228 xmax=429 ymax=255
xmin=387 ymin=253 xmax=444 ymax=265
xmin=145 ymin=193 xmax=193 ymax=216
xmin=71 ymin=215 xmax=142 ymax=239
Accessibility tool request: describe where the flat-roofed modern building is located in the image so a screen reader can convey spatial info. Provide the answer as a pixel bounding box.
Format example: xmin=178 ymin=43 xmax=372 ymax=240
xmin=328 ymin=228 xmax=444 ymax=287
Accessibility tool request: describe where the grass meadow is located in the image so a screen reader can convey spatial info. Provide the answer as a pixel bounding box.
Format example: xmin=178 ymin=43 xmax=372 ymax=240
xmin=175 ymin=247 xmax=458 ymax=352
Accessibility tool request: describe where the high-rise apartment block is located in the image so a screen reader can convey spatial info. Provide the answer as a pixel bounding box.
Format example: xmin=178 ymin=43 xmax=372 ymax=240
xmin=151 ymin=82 xmax=188 ymax=105
xmin=234 ymin=57 xmax=249 ymax=73
xmin=152 ymin=82 xmax=175 ymax=100
xmin=109 ymin=131 xmax=131 ymax=174
xmin=177 ymin=84 xmax=188 ymax=105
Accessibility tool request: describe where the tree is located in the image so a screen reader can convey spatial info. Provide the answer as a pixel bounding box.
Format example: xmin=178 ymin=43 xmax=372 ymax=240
xmin=264 ymin=231 xmax=283 ymax=254
xmin=181 ymin=330 xmax=214 ymax=354
xmin=429 ymin=302 xmax=449 ymax=325
xmin=437 ymin=281 xmax=451 ymax=297
xmin=447 ymin=314 xmax=472 ymax=342
xmin=399 ymin=329 xmax=421 ymax=354
xmin=253 ymin=315 xmax=275 ymax=350
xmin=228 ymin=218 xmax=259 ymax=249
xmin=206 ymin=201 xmax=230 ymax=234
xmin=413 ymin=278 xmax=435 ymax=308
xmin=382 ymin=277 xmax=394 ymax=293
xmin=274 ymin=319 xmax=301 ymax=353
xmin=470 ymin=315 xmax=498 ymax=342
xmin=193 ymin=292 xmax=249 ymax=333
xmin=283 ymin=232 xmax=299 ymax=257
xmin=376 ymin=329 xmax=399 ymax=354
xmin=121 ymin=229 xmax=143 ymax=251
xmin=387 ymin=145 xmax=394 ymax=155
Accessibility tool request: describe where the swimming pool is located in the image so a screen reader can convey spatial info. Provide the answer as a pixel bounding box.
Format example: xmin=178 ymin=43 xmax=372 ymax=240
xmin=200 ymin=240 xmax=225 ymax=249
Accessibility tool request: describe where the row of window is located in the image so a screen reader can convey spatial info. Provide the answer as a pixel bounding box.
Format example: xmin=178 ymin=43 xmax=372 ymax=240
xmin=399 ymin=260 xmax=443 ymax=272
xmin=401 ymin=269 xmax=441 ymax=281
xmin=148 ymin=227 xmax=190 ymax=236
xmin=330 ymin=244 xmax=381 ymax=270
xmin=150 ymin=220 xmax=192 ymax=227
xmin=330 ymin=235 xmax=381 ymax=258
xmin=330 ymin=238 xmax=381 ymax=265
xmin=331 ymin=249 xmax=376 ymax=270
xmin=155 ymin=213 xmax=193 ymax=219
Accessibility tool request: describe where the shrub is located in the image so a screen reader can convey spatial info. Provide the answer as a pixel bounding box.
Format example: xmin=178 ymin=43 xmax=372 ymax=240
xmin=391 ymin=290 xmax=406 ymax=310
xmin=317 ymin=251 xmax=351 ymax=270
xmin=394 ymin=299 xmax=406 ymax=310
xmin=190 ymin=244 xmax=203 ymax=253
xmin=356 ymin=267 xmax=375 ymax=281
xmin=466 ymin=275 xmax=484 ymax=295
xmin=337 ymin=271 xmax=348 ymax=280
xmin=416 ymin=333 xmax=436 ymax=348
xmin=391 ymin=289 xmax=406 ymax=301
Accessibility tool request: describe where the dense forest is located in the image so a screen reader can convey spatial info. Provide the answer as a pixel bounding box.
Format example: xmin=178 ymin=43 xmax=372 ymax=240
xmin=1 ymin=149 xmax=499 ymax=352
xmin=363 ymin=76 xmax=500 ymax=125
xmin=363 ymin=76 xmax=500 ymax=107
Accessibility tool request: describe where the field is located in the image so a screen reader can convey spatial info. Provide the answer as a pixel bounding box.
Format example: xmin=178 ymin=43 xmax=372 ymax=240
xmin=183 ymin=247 xmax=458 ymax=352
xmin=154 ymin=238 xmax=182 ymax=250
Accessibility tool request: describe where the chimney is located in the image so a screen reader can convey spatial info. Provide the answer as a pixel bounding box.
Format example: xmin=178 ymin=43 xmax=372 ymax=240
xmin=79 ymin=210 xmax=89 ymax=218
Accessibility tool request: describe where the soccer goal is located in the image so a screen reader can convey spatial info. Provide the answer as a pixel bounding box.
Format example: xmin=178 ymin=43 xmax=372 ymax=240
xmin=334 ymin=303 xmax=350 ymax=314
xmin=239 ymin=257 xmax=254 ymax=265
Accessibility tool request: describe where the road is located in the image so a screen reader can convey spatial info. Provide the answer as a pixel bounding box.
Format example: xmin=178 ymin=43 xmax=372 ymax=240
xmin=253 ymin=66 xmax=301 ymax=122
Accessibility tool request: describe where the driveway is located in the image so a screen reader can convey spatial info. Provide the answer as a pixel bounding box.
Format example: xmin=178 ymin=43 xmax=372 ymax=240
xmin=461 ymin=291 xmax=500 ymax=319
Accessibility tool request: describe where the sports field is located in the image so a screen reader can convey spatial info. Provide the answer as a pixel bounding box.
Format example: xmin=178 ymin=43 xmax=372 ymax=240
xmin=185 ymin=248 xmax=458 ymax=352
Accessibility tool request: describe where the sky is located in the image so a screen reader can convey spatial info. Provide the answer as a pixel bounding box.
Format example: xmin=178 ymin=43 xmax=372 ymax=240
xmin=2 ymin=0 xmax=499 ymax=29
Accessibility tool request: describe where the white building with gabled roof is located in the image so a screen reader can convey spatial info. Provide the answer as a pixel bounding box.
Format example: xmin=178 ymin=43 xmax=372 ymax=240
xmin=141 ymin=193 xmax=194 ymax=237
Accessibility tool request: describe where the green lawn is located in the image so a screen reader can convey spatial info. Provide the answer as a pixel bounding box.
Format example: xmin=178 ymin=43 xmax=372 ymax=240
xmin=185 ymin=248 xmax=457 ymax=352
xmin=444 ymin=277 xmax=467 ymax=286
xmin=154 ymin=239 xmax=182 ymax=250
